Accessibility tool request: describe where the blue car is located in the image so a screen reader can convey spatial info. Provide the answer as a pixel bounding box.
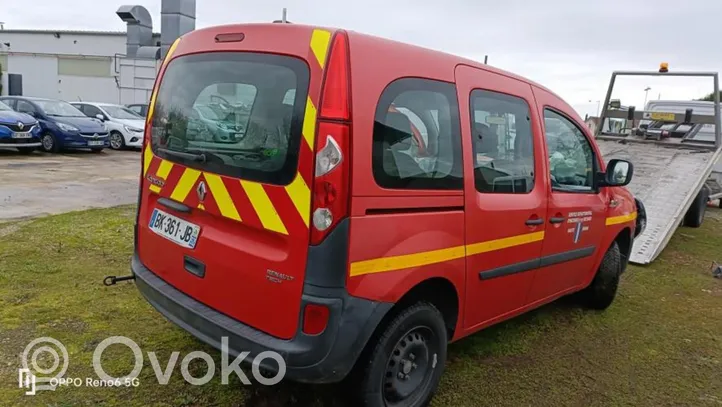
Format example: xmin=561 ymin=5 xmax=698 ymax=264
xmin=0 ymin=96 xmax=109 ymax=153
xmin=0 ymin=100 xmax=42 ymax=154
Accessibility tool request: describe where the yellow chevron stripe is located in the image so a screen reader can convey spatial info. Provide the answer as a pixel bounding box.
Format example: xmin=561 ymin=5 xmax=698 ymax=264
xmin=204 ymin=173 xmax=241 ymax=221
xmin=285 ymin=173 xmax=311 ymax=228
xmin=350 ymin=231 xmax=546 ymax=277
xmin=606 ymin=212 xmax=637 ymax=226
xmin=240 ymin=181 xmax=288 ymax=235
xmin=466 ymin=231 xmax=545 ymax=256
xmin=170 ymin=168 xmax=201 ymax=202
xmin=142 ymin=147 xmax=153 ymax=176
xmin=148 ymin=159 xmax=174 ymax=193
xmin=310 ymin=29 xmax=331 ymax=68
xmin=302 ymin=97 xmax=317 ymax=149
xmin=197 ymin=203 xmax=205 ymax=210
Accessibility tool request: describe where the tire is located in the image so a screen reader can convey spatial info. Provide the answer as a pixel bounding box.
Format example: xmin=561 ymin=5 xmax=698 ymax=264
xmin=683 ymin=186 xmax=709 ymax=228
xmin=16 ymin=147 xmax=36 ymax=154
xmin=579 ymin=241 xmax=622 ymax=310
xmin=40 ymin=132 xmax=60 ymax=153
xmin=90 ymin=148 xmax=104 ymax=154
xmin=351 ymin=302 xmax=447 ymax=407
xmin=109 ymin=131 xmax=126 ymax=150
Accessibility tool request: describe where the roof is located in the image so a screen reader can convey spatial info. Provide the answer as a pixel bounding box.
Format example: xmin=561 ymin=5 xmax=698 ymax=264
xmin=0 ymin=29 xmax=160 ymax=36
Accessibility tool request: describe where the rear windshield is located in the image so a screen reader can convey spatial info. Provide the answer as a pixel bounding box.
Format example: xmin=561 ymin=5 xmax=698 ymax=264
xmin=150 ymin=52 xmax=310 ymax=185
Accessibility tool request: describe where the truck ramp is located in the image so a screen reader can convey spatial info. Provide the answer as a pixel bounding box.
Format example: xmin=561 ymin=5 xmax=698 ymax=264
xmin=597 ymin=140 xmax=722 ymax=264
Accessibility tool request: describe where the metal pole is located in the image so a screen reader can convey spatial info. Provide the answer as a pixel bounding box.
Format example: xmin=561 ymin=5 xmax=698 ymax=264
xmin=714 ymin=73 xmax=720 ymax=149
xmin=596 ymin=72 xmax=616 ymax=137
xmin=484 ymin=55 xmax=488 ymax=64
xmin=282 ymin=8 xmax=287 ymax=23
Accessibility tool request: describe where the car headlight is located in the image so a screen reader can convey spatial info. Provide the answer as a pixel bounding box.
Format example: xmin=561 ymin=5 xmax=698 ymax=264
xmin=124 ymin=125 xmax=144 ymax=133
xmin=57 ymin=122 xmax=79 ymax=132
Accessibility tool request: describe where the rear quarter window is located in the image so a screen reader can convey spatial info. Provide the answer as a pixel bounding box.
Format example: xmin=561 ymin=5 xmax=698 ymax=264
xmin=150 ymin=52 xmax=310 ymax=185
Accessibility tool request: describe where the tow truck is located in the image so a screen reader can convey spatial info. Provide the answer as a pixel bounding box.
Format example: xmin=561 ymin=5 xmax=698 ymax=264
xmin=594 ymin=63 xmax=722 ymax=264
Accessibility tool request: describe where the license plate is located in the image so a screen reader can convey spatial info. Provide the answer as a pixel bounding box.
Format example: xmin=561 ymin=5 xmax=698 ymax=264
xmin=149 ymin=209 xmax=200 ymax=249
xmin=12 ymin=132 xmax=31 ymax=139
xmin=87 ymin=140 xmax=105 ymax=146
xmin=650 ymin=112 xmax=676 ymax=121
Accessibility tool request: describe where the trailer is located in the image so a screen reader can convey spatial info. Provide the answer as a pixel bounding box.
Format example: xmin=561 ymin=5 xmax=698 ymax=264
xmin=594 ymin=65 xmax=722 ymax=265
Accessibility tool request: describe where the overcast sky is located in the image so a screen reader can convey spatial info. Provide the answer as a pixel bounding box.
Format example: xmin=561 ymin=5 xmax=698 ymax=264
xmin=4 ymin=0 xmax=721 ymax=118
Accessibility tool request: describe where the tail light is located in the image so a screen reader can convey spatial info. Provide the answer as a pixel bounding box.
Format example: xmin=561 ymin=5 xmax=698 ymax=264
xmin=310 ymin=31 xmax=351 ymax=245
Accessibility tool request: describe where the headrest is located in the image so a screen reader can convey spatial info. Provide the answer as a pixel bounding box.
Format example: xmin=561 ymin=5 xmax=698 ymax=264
xmin=379 ymin=111 xmax=414 ymax=146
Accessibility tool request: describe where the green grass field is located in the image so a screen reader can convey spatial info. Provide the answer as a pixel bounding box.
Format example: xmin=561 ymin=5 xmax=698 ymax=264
xmin=0 ymin=206 xmax=720 ymax=406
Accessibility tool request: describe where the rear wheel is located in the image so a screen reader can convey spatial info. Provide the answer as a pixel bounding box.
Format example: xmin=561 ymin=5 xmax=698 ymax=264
xmin=579 ymin=241 xmax=622 ymax=310
xmin=683 ymin=186 xmax=709 ymax=228
xmin=40 ymin=133 xmax=60 ymax=153
xmin=16 ymin=147 xmax=36 ymax=154
xmin=351 ymin=302 xmax=447 ymax=407
xmin=109 ymin=131 xmax=126 ymax=150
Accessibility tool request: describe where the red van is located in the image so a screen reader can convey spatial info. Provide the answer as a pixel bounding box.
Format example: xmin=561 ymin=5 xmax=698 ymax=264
xmin=132 ymin=23 xmax=643 ymax=406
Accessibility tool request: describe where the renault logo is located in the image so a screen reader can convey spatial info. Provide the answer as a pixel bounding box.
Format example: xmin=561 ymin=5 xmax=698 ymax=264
xmin=17 ymin=122 xmax=24 ymax=130
xmin=196 ymin=181 xmax=207 ymax=202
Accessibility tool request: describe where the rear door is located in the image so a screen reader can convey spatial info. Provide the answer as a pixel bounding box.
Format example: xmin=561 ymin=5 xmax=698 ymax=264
xmin=137 ymin=25 xmax=332 ymax=339
xmin=455 ymin=65 xmax=548 ymax=330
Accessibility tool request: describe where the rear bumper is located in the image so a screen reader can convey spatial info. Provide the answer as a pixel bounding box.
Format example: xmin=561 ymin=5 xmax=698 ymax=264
xmin=0 ymin=142 xmax=41 ymax=148
xmin=132 ymin=253 xmax=392 ymax=383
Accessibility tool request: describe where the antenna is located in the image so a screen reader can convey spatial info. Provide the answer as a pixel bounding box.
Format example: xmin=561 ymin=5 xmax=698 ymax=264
xmin=282 ymin=8 xmax=287 ymax=23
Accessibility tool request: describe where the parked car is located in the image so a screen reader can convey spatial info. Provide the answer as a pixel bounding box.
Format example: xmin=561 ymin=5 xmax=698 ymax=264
xmin=130 ymin=24 xmax=642 ymax=407
xmin=0 ymin=97 xmax=109 ymax=153
xmin=71 ymin=102 xmax=145 ymax=150
xmin=0 ymin=100 xmax=42 ymax=154
xmin=126 ymin=103 xmax=149 ymax=118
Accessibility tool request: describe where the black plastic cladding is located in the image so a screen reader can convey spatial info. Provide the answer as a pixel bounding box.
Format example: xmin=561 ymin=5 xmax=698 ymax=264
xmin=304 ymin=218 xmax=350 ymax=288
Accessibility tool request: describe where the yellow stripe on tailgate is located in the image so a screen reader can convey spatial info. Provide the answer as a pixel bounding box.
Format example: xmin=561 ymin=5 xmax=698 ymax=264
xmin=606 ymin=212 xmax=637 ymax=226
xmin=204 ymin=173 xmax=241 ymax=221
xmin=142 ymin=147 xmax=153 ymax=176
xmin=240 ymin=180 xmax=288 ymax=235
xmin=310 ymin=29 xmax=332 ymax=68
xmin=466 ymin=231 xmax=545 ymax=256
xmin=302 ymin=97 xmax=317 ymax=149
xmin=149 ymin=160 xmax=174 ymax=193
xmin=350 ymin=245 xmax=466 ymax=277
xmin=170 ymin=168 xmax=201 ymax=202
xmin=285 ymin=173 xmax=311 ymax=228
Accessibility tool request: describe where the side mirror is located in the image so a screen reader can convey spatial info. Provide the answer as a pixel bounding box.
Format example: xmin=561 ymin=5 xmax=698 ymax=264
xmin=95 ymin=114 xmax=106 ymax=121
xmin=602 ymin=159 xmax=633 ymax=187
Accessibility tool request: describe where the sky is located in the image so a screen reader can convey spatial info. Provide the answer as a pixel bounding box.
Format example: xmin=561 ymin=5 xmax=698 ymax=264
xmin=3 ymin=0 xmax=722 ymax=119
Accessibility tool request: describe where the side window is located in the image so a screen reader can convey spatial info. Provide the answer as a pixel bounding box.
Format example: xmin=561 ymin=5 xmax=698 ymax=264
xmin=71 ymin=104 xmax=87 ymax=115
xmin=84 ymin=105 xmax=103 ymax=118
xmin=4 ymin=99 xmax=17 ymax=109
xmin=543 ymin=109 xmax=595 ymax=192
xmin=129 ymin=105 xmax=141 ymax=114
xmin=372 ymin=78 xmax=463 ymax=190
xmin=470 ymin=89 xmax=535 ymax=194
xmin=16 ymin=101 xmax=36 ymax=114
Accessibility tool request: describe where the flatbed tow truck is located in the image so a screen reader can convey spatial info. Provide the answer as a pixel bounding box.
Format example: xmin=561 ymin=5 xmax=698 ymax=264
xmin=594 ymin=64 xmax=722 ymax=264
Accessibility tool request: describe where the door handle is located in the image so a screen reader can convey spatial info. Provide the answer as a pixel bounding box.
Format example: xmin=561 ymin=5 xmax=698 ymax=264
xmin=549 ymin=216 xmax=565 ymax=224
xmin=158 ymin=197 xmax=191 ymax=213
xmin=525 ymin=218 xmax=544 ymax=226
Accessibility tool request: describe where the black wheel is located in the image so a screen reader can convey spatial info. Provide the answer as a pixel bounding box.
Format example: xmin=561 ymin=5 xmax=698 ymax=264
xmin=16 ymin=147 xmax=36 ymax=154
xmin=40 ymin=132 xmax=60 ymax=153
xmin=579 ymin=241 xmax=622 ymax=310
xmin=109 ymin=131 xmax=126 ymax=150
xmin=683 ymin=186 xmax=709 ymax=228
xmin=352 ymin=302 xmax=447 ymax=407
xmin=90 ymin=148 xmax=104 ymax=154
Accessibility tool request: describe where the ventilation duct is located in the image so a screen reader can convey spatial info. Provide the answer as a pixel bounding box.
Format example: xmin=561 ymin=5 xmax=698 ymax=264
xmin=116 ymin=5 xmax=154 ymax=58
xmin=161 ymin=0 xmax=196 ymax=59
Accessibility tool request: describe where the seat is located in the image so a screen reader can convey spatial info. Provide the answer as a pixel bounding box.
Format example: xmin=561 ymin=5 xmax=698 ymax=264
xmin=373 ymin=111 xmax=426 ymax=187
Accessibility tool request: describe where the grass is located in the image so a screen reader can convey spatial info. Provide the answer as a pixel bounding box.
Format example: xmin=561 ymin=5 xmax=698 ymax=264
xmin=0 ymin=206 xmax=721 ymax=406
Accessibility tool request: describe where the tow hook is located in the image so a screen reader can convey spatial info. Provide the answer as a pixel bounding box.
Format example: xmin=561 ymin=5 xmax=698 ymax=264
xmin=103 ymin=274 xmax=136 ymax=286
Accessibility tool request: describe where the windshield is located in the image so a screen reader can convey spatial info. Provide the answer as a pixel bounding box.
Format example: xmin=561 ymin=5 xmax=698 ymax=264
xmin=150 ymin=52 xmax=310 ymax=185
xmin=35 ymin=100 xmax=85 ymax=117
xmin=0 ymin=101 xmax=11 ymax=111
xmin=103 ymin=105 xmax=143 ymax=120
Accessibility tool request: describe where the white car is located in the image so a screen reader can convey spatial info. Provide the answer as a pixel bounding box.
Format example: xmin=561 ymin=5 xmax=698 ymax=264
xmin=71 ymin=102 xmax=145 ymax=150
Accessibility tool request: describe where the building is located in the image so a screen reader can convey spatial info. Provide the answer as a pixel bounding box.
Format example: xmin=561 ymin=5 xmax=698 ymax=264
xmin=0 ymin=29 xmax=161 ymax=104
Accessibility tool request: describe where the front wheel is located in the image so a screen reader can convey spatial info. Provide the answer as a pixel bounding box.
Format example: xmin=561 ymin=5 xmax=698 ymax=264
xmin=683 ymin=186 xmax=709 ymax=228
xmin=579 ymin=241 xmax=622 ymax=310
xmin=40 ymin=133 xmax=60 ymax=153
xmin=352 ymin=302 xmax=447 ymax=407
xmin=109 ymin=131 xmax=126 ymax=150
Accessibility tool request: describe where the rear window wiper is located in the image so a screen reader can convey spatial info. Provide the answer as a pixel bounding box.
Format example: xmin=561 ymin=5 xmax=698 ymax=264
xmin=158 ymin=148 xmax=206 ymax=163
